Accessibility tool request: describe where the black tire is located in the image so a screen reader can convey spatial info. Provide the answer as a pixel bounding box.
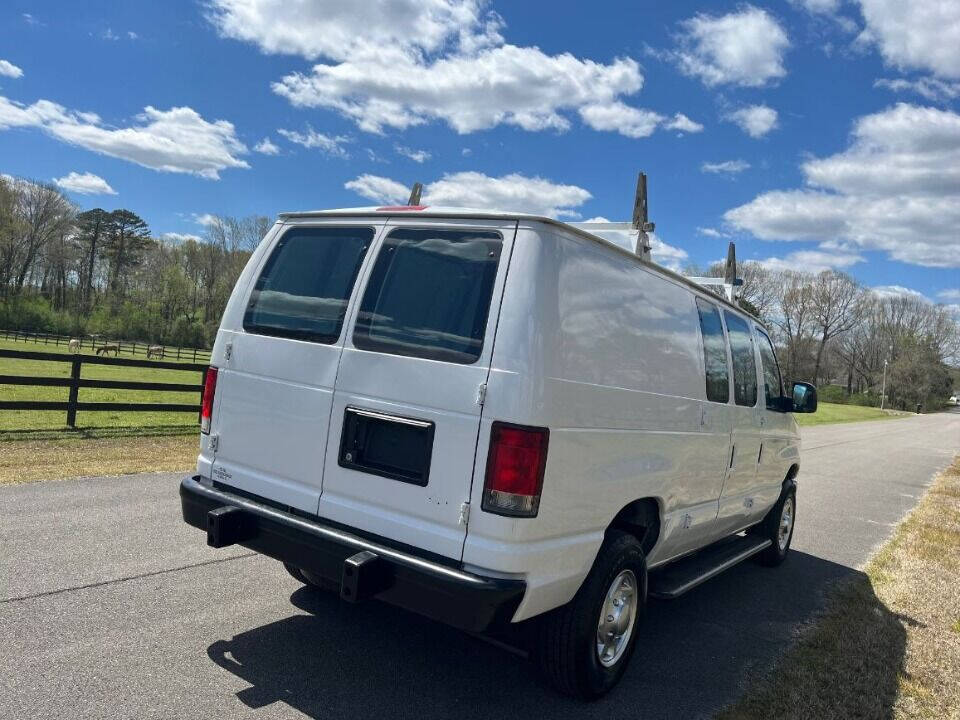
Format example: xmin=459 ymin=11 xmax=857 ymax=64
xmin=283 ymin=562 xmax=337 ymax=591
xmin=753 ymin=485 xmax=796 ymax=567
xmin=533 ymin=530 xmax=647 ymax=699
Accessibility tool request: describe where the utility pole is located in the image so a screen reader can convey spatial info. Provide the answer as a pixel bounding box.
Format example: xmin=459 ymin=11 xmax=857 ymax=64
xmin=880 ymin=358 xmax=888 ymax=410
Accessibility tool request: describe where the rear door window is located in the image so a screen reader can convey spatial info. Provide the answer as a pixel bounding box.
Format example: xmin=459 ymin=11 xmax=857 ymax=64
xmin=243 ymin=226 xmax=373 ymax=343
xmin=352 ymin=227 xmax=503 ymax=364
xmin=756 ymin=328 xmax=784 ymax=409
xmin=724 ymin=311 xmax=758 ymax=407
xmin=695 ymin=297 xmax=730 ymax=403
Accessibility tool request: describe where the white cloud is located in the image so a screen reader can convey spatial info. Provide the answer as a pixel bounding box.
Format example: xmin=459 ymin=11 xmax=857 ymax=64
xmin=162 ymin=232 xmax=203 ymax=243
xmin=22 ymin=13 xmax=42 ymax=26
xmin=193 ymin=213 xmax=218 ymax=226
xmin=649 ymin=234 xmax=690 ymax=270
xmin=0 ymin=97 xmax=248 ymax=179
xmin=345 ymin=171 xmax=591 ymax=218
xmin=871 ymin=285 xmax=929 ymax=301
xmin=206 ymin=0 xmax=493 ymax=62
xmin=937 ymin=288 xmax=960 ymax=301
xmin=277 ymin=126 xmax=350 ymax=157
xmin=579 ymin=102 xmax=662 ymax=138
xmin=663 ymin=113 xmax=704 ymax=133
xmin=0 ymin=60 xmax=23 ymax=79
xmin=253 ymin=136 xmax=280 ymax=154
xmin=670 ymin=6 xmax=790 ymax=87
xmin=209 ymin=0 xmax=694 ymax=139
xmin=758 ymin=249 xmax=864 ymax=272
xmin=874 ymin=77 xmax=960 ymax=102
xmin=697 ymin=226 xmax=728 ymax=238
xmin=53 ymin=171 xmax=117 ymax=195
xmin=127 ymin=31 xmax=139 ymax=40
xmin=701 ymin=159 xmax=751 ymax=175
xmin=856 ymin=0 xmax=960 ymax=80
xmin=344 ymin=174 xmax=411 ymax=205
xmin=790 ymin=0 xmax=841 ymax=13
xmin=395 ymin=145 xmax=431 ymax=163
xmin=725 ymin=103 xmax=960 ymax=268
xmin=579 ymin=104 xmax=705 ymax=138
xmin=726 ymin=105 xmax=779 ymax=138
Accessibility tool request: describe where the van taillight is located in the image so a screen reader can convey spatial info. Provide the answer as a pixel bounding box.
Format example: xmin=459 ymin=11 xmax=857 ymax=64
xmin=482 ymin=422 xmax=549 ymax=517
xmin=200 ymin=367 xmax=218 ymax=434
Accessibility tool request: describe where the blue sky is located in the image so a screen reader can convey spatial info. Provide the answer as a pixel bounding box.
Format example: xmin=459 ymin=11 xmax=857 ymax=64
xmin=1 ymin=0 xmax=958 ymax=302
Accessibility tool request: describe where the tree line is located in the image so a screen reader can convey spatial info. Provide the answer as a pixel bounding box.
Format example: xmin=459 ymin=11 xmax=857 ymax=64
xmin=0 ymin=175 xmax=267 ymax=348
xmin=1 ymin=175 xmax=957 ymax=408
xmin=694 ymin=260 xmax=959 ymax=411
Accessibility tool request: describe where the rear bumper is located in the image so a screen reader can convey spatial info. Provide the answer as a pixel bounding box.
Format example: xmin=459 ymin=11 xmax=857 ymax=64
xmin=180 ymin=476 xmax=525 ymax=633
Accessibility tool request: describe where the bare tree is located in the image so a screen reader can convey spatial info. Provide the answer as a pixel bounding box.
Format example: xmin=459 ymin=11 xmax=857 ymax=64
xmin=809 ymin=271 xmax=862 ymax=384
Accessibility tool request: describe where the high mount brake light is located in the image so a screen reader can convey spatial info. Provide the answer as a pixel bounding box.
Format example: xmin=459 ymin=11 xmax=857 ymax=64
xmin=482 ymin=422 xmax=549 ymax=518
xmin=200 ymin=366 xmax=218 ymax=434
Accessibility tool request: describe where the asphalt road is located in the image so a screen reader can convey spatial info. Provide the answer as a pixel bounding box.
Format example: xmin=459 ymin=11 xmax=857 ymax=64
xmin=2 ymin=412 xmax=958 ymax=719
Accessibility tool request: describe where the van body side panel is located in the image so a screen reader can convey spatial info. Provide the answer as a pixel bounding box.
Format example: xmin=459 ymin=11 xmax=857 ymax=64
xmin=207 ymin=220 xmax=386 ymax=514
xmin=462 ymin=226 xmax=729 ymax=620
xmin=316 ymin=218 xmax=518 ymax=561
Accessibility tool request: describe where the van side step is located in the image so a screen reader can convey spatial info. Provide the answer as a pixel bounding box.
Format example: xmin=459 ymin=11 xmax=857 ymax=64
xmin=649 ymin=535 xmax=771 ymax=600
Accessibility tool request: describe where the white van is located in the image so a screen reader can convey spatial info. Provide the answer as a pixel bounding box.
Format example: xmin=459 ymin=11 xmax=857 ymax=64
xmin=181 ymin=205 xmax=817 ymax=698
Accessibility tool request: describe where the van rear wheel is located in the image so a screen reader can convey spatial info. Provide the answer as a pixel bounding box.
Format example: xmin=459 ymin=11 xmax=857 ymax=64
xmin=282 ymin=562 xmax=336 ymax=591
xmin=533 ymin=530 xmax=647 ymax=699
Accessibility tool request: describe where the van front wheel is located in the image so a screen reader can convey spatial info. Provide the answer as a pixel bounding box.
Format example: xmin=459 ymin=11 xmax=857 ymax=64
xmin=752 ymin=486 xmax=796 ymax=567
xmin=533 ymin=531 xmax=647 ymax=699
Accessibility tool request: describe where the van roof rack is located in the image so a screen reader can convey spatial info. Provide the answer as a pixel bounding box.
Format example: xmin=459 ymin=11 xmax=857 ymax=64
xmin=686 ymin=242 xmax=744 ymax=303
xmin=568 ymin=172 xmax=654 ymax=261
xmin=568 ymin=171 xmax=743 ymax=304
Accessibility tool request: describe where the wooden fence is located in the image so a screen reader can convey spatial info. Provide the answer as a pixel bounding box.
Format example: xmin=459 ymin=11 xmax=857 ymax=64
xmin=0 ymin=348 xmax=208 ymax=427
xmin=0 ymin=329 xmax=212 ymax=363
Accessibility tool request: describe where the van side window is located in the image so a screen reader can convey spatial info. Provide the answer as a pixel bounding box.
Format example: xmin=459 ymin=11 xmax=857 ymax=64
xmin=695 ymin=298 xmax=730 ymax=403
xmin=353 ymin=227 xmax=502 ymax=364
xmin=243 ymin=226 xmax=373 ymax=343
xmin=756 ymin=328 xmax=784 ymax=409
xmin=724 ymin=312 xmax=758 ymax=407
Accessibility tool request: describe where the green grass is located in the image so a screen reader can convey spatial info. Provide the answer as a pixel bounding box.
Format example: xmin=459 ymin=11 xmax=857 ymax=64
xmin=795 ymin=401 xmax=908 ymax=427
xmin=0 ymin=336 xmax=205 ymax=438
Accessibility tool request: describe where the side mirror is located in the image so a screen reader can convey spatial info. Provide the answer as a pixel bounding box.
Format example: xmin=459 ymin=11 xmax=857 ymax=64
xmin=791 ymin=382 xmax=817 ymax=413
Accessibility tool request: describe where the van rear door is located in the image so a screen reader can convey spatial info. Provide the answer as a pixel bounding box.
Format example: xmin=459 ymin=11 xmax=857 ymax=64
xmin=318 ymin=218 xmax=516 ymax=560
xmin=209 ymin=222 xmax=383 ymax=513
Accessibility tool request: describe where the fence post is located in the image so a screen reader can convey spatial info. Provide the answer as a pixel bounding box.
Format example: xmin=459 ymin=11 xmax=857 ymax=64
xmin=66 ymin=358 xmax=81 ymax=428
xmin=177 ymin=347 xmax=181 ymax=360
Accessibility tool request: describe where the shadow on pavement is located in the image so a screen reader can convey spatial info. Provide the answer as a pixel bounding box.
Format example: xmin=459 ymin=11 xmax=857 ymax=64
xmin=206 ymin=550 xmax=903 ymax=719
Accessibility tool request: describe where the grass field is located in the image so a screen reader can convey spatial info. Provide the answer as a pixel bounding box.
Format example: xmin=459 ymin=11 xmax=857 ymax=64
xmin=796 ymin=401 xmax=908 ymax=426
xmin=0 ymin=336 xmax=203 ymax=436
xmin=718 ymin=456 xmax=960 ymax=720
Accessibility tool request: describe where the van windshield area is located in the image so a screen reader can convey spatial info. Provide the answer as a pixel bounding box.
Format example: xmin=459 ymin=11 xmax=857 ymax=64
xmin=243 ymin=226 xmax=373 ymax=343
xmin=353 ymin=227 xmax=503 ymax=364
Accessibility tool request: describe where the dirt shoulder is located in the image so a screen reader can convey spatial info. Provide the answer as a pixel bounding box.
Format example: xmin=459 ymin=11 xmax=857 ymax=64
xmin=0 ymin=434 xmax=197 ymax=485
xmin=718 ymin=457 xmax=960 ymax=719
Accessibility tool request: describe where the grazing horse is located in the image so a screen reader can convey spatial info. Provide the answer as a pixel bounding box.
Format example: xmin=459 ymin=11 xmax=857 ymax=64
xmin=95 ymin=343 xmax=120 ymax=356
xmin=68 ymin=339 xmax=80 ymax=353
xmin=147 ymin=345 xmax=165 ymax=359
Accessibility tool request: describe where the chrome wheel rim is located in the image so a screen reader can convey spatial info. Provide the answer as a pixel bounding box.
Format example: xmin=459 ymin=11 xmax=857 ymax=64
xmin=596 ymin=569 xmax=638 ymax=668
xmin=778 ymin=496 xmax=794 ymax=551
